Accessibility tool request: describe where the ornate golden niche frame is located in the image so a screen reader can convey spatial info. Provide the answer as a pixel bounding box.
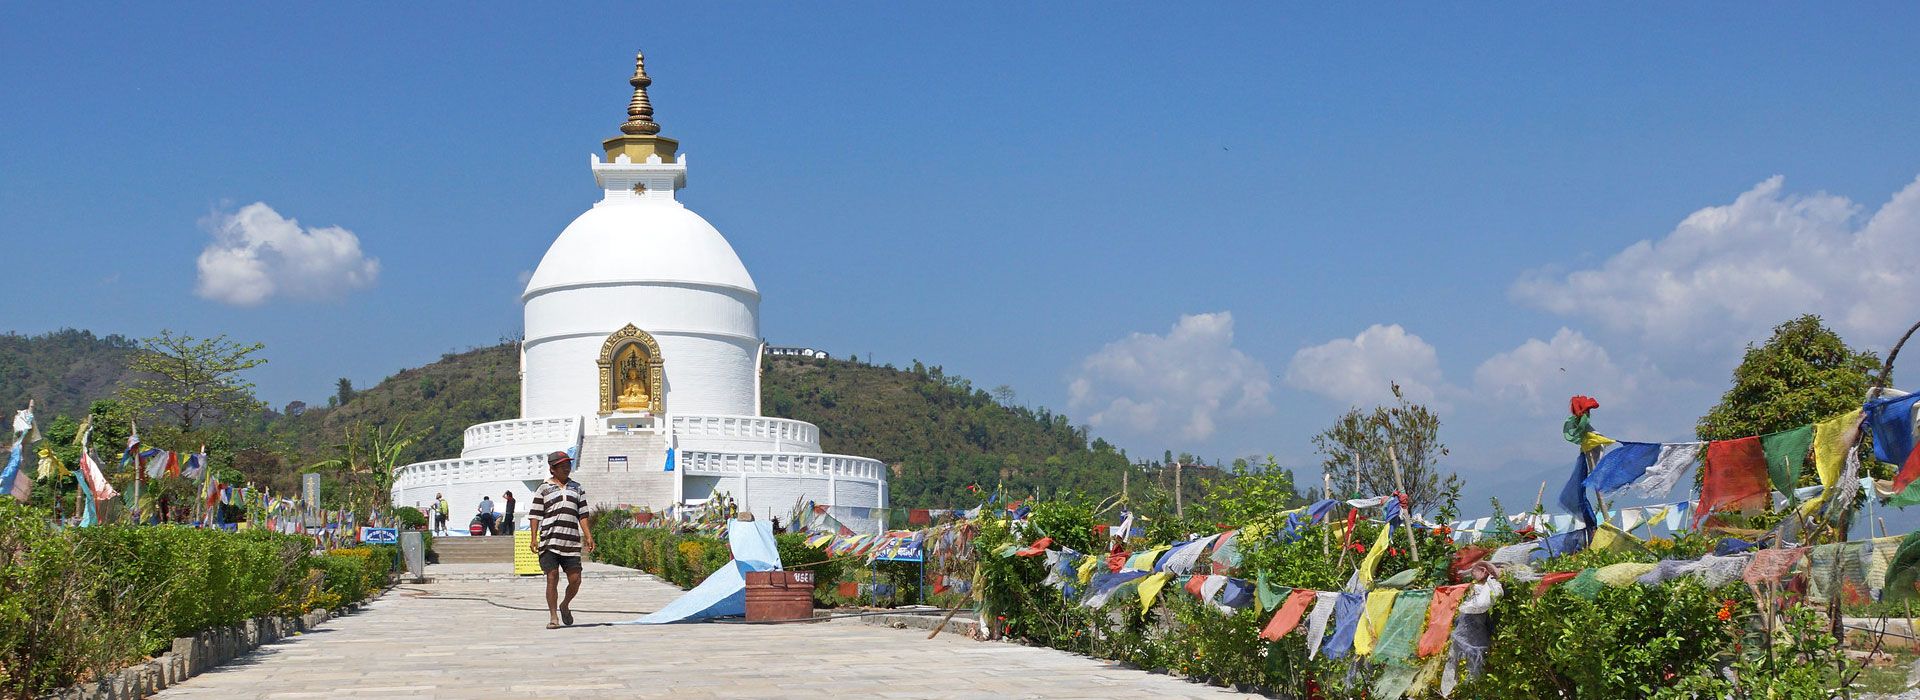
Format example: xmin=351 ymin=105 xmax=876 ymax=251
xmin=597 ymin=323 xmax=664 ymax=415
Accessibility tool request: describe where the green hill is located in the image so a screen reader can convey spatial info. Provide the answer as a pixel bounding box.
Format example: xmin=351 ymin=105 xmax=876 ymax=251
xmin=0 ymin=331 xmax=1154 ymax=507
xmin=254 ymin=343 xmax=520 ymax=469
xmin=0 ymin=329 xmax=139 ymax=421
xmin=762 ymin=355 xmax=1135 ymax=506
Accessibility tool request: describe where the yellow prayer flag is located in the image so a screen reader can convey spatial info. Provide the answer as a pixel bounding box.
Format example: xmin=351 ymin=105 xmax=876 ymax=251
xmin=1358 ymin=522 xmax=1394 ymax=589
xmin=1138 ymin=572 xmax=1175 ymax=614
xmin=35 ymin=444 xmax=65 ymax=480
xmin=1354 ymin=589 xmax=1399 ymax=657
xmin=1592 ymin=523 xmax=1649 ymax=555
xmin=1076 ymin=553 xmax=1101 ymax=585
xmin=1581 ymin=431 xmax=1618 ymax=453
xmin=1127 ymin=545 xmax=1171 ymax=571
xmin=1802 ymin=409 xmax=1863 ymax=517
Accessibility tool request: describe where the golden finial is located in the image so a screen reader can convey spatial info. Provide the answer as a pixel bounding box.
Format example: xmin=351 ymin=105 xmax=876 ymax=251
xmin=620 ymin=52 xmax=661 ymax=136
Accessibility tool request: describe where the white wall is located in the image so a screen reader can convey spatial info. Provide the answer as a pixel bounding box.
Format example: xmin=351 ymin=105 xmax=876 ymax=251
xmin=522 ymin=282 xmax=760 ymax=418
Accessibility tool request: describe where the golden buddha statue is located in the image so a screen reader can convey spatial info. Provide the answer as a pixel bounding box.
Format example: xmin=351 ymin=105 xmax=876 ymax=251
xmin=615 ymin=345 xmax=651 ymax=410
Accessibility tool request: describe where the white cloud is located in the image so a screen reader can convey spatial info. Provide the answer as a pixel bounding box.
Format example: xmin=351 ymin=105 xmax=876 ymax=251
xmin=1472 ymin=328 xmax=1647 ymax=416
xmin=1511 ymin=175 xmax=1920 ymax=358
xmin=195 ymin=202 xmax=380 ymax=306
xmin=1068 ymin=312 xmax=1272 ymax=442
xmin=1284 ymin=324 xmax=1445 ymax=407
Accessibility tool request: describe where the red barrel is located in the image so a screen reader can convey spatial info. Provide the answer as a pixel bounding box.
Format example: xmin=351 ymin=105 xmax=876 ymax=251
xmin=744 ymin=570 xmax=817 ymax=622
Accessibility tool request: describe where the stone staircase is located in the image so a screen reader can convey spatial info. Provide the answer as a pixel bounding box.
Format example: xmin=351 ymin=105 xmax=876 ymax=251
xmin=577 ymin=431 xmax=676 ymax=510
xmin=432 ymin=536 xmax=516 ymax=564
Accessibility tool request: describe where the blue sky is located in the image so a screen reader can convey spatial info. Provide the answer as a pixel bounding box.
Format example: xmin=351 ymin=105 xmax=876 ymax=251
xmin=5 ymin=4 xmax=1919 ymax=514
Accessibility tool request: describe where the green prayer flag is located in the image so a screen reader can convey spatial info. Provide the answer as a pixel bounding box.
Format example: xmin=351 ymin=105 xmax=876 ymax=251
xmin=1884 ymin=530 xmax=1920 ymax=604
xmin=1255 ymin=572 xmax=1286 ymax=612
xmin=1567 ymin=568 xmax=1604 ymax=599
xmin=1761 ymin=425 xmax=1815 ymax=497
xmin=1562 ymin=415 xmax=1591 ymax=444
xmin=1370 ymin=589 xmax=1433 ymax=665
xmin=1890 ymin=480 xmax=1920 ymax=509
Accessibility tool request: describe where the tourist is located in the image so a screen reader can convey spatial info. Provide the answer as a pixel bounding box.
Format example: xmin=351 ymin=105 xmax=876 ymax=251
xmin=528 ymin=450 xmax=594 ymax=628
xmin=477 ymin=496 xmax=497 ymax=535
xmin=500 ymin=490 xmax=517 ymax=534
xmin=433 ymin=493 xmax=450 ymax=535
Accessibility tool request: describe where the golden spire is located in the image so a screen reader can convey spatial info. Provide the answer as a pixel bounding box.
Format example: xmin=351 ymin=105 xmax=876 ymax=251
xmin=602 ymin=51 xmax=679 ymax=164
xmin=620 ymin=52 xmax=661 ymax=136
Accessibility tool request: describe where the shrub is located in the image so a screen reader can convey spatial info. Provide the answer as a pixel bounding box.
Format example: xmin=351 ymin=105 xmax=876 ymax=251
xmin=592 ymin=528 xmax=731 ymax=588
xmin=0 ymin=501 xmax=393 ymax=699
xmin=393 ymin=506 xmax=427 ymax=530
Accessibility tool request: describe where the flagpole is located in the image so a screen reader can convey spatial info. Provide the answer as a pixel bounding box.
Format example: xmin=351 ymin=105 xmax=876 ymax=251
xmin=129 ymin=420 xmax=142 ymax=525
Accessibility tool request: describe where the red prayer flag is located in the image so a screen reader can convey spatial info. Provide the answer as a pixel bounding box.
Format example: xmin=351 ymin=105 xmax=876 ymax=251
xmin=1259 ymin=589 xmax=1319 ymax=641
xmin=908 ymin=508 xmax=931 ymax=525
xmin=1533 ymin=571 xmax=1579 ymax=596
xmin=1695 ymin=437 xmax=1771 ymax=528
xmin=1893 ymin=446 xmax=1920 ymax=494
xmin=1015 ymin=536 xmax=1053 ymax=557
xmin=1185 ymin=575 xmax=1209 ymax=599
xmin=1450 ymin=547 xmax=1491 ymax=584
xmin=1417 ymin=584 xmax=1470 ymax=656
xmin=1107 ymin=552 xmax=1128 ymax=573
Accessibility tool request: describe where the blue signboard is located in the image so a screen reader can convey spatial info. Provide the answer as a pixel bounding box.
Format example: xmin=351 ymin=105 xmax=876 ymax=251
xmin=360 ymin=527 xmax=399 ymax=545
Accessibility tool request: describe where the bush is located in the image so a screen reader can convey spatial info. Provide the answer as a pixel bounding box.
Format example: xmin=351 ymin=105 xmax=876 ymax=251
xmin=313 ymin=546 xmax=397 ymax=610
xmin=775 ymin=533 xmax=843 ymax=605
xmin=393 ymin=506 xmax=428 ymax=530
xmin=969 ymin=511 xmax=1831 ymax=698
xmin=592 ymin=528 xmax=732 ymax=588
xmin=0 ymin=500 xmax=393 ymax=698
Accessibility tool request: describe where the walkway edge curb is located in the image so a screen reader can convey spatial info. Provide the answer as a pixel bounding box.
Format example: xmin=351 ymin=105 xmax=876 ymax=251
xmin=36 ymin=587 xmax=392 ymax=700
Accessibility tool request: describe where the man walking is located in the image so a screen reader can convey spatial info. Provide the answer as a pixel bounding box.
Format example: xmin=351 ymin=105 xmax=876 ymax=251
xmin=528 ymin=451 xmax=593 ymax=628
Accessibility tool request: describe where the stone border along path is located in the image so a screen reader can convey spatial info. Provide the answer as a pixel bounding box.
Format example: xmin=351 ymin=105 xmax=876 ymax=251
xmin=151 ymin=562 xmax=1258 ymax=699
xmin=40 ymin=601 xmax=371 ymax=700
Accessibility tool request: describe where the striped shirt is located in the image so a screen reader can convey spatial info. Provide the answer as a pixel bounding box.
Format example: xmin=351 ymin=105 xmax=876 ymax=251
xmin=530 ymin=479 xmax=589 ymax=554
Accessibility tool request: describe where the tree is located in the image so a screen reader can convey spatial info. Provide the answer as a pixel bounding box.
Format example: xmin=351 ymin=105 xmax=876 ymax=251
xmin=991 ymin=384 xmax=1017 ymax=407
xmin=1311 ymin=382 xmax=1454 ymax=513
xmin=335 ymin=378 xmax=356 ymax=406
xmin=1697 ymin=315 xmax=1881 ymax=443
xmin=117 ymin=330 xmax=266 ymax=441
xmin=1201 ymin=456 xmax=1304 ymax=526
xmin=307 ymin=419 xmax=425 ymax=514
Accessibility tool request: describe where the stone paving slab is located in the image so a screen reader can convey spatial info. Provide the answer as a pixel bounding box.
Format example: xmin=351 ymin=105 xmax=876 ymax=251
xmin=153 ymin=566 xmax=1254 ymax=699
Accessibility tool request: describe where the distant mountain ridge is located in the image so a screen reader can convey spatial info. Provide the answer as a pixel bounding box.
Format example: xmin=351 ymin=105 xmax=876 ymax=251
xmin=0 ymin=331 xmax=1139 ymax=507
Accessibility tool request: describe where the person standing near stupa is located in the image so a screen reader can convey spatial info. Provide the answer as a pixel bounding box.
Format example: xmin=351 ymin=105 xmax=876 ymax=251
xmin=528 ymin=451 xmax=594 ymax=628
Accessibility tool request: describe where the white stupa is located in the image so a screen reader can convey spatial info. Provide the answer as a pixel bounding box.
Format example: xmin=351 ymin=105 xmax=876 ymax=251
xmin=391 ymin=52 xmax=888 ymax=529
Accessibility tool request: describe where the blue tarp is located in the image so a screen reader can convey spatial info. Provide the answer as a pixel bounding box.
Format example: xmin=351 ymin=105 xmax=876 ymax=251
xmin=624 ymin=519 xmax=782 ymax=624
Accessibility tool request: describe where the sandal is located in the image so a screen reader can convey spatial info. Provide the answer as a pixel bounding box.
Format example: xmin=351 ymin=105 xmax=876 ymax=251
xmin=546 ymin=622 xmax=561 ymax=630
xmin=560 ymin=608 xmax=574 ymax=626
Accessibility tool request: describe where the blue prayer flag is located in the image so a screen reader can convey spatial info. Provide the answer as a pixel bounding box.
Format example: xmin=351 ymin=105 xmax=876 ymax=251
xmin=1584 ymin=442 xmax=1662 ymax=494
xmin=1558 ymin=451 xmax=1597 ymax=531
xmin=1867 ymin=393 xmax=1919 ymax=465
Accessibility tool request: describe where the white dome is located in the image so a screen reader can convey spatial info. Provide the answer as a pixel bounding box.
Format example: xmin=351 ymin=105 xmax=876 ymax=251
xmin=519 ymin=157 xmax=764 ymax=420
xmin=524 ymin=202 xmax=757 ymax=299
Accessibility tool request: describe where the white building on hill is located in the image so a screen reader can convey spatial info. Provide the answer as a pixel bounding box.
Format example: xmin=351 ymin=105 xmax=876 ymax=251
xmin=390 ymin=52 xmax=888 ymax=530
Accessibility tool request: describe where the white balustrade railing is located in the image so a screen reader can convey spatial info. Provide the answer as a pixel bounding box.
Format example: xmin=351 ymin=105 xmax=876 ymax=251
xmin=677 ymin=450 xmax=884 ymax=482
xmin=392 ymin=453 xmax=548 ymax=490
xmin=670 ymin=414 xmax=818 ymax=447
xmin=462 ymin=416 xmax=582 ymax=453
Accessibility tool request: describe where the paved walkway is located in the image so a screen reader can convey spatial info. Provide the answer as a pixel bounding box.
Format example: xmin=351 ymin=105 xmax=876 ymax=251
xmin=154 ymin=563 xmax=1255 ymax=699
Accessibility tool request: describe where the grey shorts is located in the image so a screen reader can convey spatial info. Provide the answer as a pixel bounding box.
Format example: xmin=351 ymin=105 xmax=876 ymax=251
xmin=539 ymin=550 xmax=582 ymax=572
